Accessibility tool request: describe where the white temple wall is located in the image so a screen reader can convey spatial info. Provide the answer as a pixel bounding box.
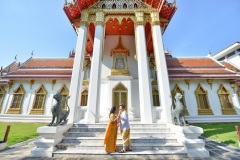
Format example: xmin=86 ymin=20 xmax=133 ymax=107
xmin=170 ymin=80 xmax=239 ymax=116
xmin=98 ymin=77 xmax=140 ymax=122
xmin=1 ymin=85 xmax=12 ymax=114
xmin=101 ymin=35 xmax=138 ymax=78
xmin=1 ymin=80 xmax=70 ymax=115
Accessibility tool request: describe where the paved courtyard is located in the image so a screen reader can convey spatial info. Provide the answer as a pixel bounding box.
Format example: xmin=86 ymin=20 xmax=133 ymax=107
xmin=0 ymin=136 xmax=240 ymax=160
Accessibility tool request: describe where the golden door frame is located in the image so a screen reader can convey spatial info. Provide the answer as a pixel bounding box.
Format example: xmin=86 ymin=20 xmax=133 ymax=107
xmin=112 ymin=83 xmax=128 ymax=110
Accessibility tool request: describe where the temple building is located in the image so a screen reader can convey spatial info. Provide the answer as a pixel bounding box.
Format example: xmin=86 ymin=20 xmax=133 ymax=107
xmin=0 ymin=0 xmax=240 ymax=124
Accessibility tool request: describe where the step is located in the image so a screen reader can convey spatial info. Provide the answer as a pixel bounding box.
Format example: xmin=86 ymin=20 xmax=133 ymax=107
xmin=53 ymin=149 xmax=188 ymax=159
xmin=72 ymin=123 xmax=167 ymax=128
xmin=63 ymin=132 xmax=175 ymax=137
xmin=68 ymin=127 xmax=170 ymax=132
xmin=56 ymin=142 xmax=184 ymax=150
xmin=61 ymin=137 xmax=178 ymax=144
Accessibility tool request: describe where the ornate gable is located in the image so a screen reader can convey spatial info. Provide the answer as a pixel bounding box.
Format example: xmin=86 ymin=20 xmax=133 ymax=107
xmin=89 ymin=0 xmax=151 ymax=10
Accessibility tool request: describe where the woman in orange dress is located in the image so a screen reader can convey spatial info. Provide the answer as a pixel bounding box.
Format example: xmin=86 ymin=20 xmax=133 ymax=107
xmin=104 ymin=106 xmax=119 ymax=154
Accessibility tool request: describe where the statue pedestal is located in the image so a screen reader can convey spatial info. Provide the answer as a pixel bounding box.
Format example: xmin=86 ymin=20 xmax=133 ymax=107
xmin=31 ymin=124 xmax=72 ymax=157
xmin=168 ymin=124 xmax=210 ymax=158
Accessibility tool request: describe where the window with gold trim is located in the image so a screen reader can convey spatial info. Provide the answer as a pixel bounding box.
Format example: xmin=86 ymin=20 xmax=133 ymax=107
xmin=218 ymin=84 xmax=236 ymax=115
xmin=195 ymin=84 xmax=213 ymax=115
xmin=0 ymin=86 xmax=6 ymax=113
xmin=80 ymin=89 xmax=88 ymax=106
xmin=171 ymin=84 xmax=189 ymax=115
xmin=57 ymin=84 xmax=69 ymax=109
xmin=152 ymin=89 xmax=160 ymax=106
xmin=30 ymin=85 xmax=48 ymax=115
xmin=7 ymin=84 xmax=25 ymax=114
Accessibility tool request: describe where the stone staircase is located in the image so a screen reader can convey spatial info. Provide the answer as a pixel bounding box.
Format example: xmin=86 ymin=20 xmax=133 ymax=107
xmin=53 ymin=123 xmax=189 ymax=159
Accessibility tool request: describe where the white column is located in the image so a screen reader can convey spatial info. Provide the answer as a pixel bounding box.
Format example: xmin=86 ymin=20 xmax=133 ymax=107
xmin=68 ymin=12 xmax=88 ymax=123
xmin=86 ymin=12 xmax=105 ymax=123
xmin=151 ymin=12 xmax=172 ymax=123
xmin=135 ymin=12 xmax=153 ymax=123
xmin=127 ymin=78 xmax=134 ymax=120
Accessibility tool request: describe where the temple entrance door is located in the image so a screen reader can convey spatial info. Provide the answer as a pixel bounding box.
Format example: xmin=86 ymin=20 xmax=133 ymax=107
xmin=112 ymin=83 xmax=128 ymax=111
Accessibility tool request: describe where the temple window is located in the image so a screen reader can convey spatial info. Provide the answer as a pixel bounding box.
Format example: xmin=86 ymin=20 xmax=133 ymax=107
xmin=102 ymin=4 xmax=105 ymax=9
xmin=80 ymin=89 xmax=88 ymax=106
xmin=7 ymin=84 xmax=25 ymax=114
xmin=152 ymin=89 xmax=160 ymax=106
xmin=218 ymin=84 xmax=236 ymax=115
xmin=30 ymin=85 xmax=47 ymax=115
xmin=111 ymin=37 xmax=130 ymax=76
xmin=195 ymin=84 xmax=213 ymax=115
xmin=0 ymin=86 xmax=6 ymax=113
xmin=112 ymin=3 xmax=116 ymax=9
xmin=171 ymin=84 xmax=189 ymax=115
xmin=57 ymin=84 xmax=69 ymax=109
xmin=134 ymin=3 xmax=138 ymax=8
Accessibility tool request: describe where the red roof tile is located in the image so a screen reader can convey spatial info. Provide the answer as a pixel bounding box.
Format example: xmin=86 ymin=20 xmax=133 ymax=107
xmin=166 ymin=58 xmax=221 ymax=68
xmin=23 ymin=58 xmax=74 ymax=68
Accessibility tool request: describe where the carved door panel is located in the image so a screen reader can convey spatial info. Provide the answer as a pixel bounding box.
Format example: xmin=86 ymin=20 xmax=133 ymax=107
xmin=113 ymin=91 xmax=127 ymax=111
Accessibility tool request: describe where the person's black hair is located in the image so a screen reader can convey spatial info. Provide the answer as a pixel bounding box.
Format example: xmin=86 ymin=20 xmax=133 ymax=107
xmin=109 ymin=106 xmax=116 ymax=117
xmin=120 ymin=104 xmax=125 ymax=109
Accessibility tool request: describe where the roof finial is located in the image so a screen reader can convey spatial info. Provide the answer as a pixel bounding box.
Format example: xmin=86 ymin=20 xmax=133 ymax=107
xmin=14 ymin=55 xmax=17 ymax=61
xmin=64 ymin=0 xmax=68 ymax=5
xmin=173 ymin=0 xmax=176 ymax=4
xmin=31 ymin=50 xmax=34 ymax=57
xmin=207 ymin=49 xmax=212 ymax=57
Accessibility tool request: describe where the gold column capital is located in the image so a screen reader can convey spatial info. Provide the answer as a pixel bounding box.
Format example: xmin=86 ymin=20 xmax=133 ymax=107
xmin=150 ymin=12 xmax=160 ymax=26
xmin=95 ymin=11 xmax=105 ymax=26
xmin=135 ymin=11 xmax=145 ymax=26
xmin=80 ymin=11 xmax=89 ymax=26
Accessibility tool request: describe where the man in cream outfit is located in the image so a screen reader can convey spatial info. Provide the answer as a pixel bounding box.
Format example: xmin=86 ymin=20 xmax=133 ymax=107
xmin=118 ymin=104 xmax=132 ymax=153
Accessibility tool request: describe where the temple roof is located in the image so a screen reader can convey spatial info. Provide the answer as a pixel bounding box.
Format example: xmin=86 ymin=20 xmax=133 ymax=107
xmin=166 ymin=57 xmax=238 ymax=79
xmin=1 ymin=55 xmax=239 ymax=82
xmin=63 ymin=0 xmax=177 ymax=34
xmin=0 ymin=57 xmax=74 ymax=81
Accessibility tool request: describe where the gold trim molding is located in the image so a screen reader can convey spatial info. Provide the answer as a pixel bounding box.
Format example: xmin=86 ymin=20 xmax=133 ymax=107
xmin=29 ymin=80 xmax=35 ymax=90
xmin=230 ymin=81 xmax=236 ymax=93
xmin=82 ymin=80 xmax=89 ymax=86
xmin=51 ymin=80 xmax=56 ymax=90
xmin=207 ymin=79 xmax=213 ymax=90
xmin=185 ymin=80 xmax=190 ymax=90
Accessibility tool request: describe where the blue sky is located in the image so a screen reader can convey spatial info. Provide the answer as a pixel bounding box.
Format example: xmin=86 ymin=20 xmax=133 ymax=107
xmin=0 ymin=0 xmax=239 ymax=68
